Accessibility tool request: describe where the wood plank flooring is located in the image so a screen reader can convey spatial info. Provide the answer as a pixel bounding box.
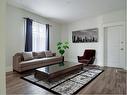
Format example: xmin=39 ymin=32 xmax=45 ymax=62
xmin=6 ymin=67 xmax=126 ymax=95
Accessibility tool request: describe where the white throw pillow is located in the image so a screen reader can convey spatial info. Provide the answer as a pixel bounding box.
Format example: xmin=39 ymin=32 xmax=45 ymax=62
xmin=23 ymin=52 xmax=33 ymax=61
xmin=45 ymin=51 xmax=53 ymax=57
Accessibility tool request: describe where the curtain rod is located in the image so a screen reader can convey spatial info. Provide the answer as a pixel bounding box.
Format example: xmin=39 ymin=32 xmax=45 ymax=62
xmin=23 ymin=17 xmax=52 ymax=27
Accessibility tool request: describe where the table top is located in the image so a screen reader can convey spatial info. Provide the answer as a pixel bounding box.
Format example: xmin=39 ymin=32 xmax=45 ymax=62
xmin=36 ymin=61 xmax=83 ymax=74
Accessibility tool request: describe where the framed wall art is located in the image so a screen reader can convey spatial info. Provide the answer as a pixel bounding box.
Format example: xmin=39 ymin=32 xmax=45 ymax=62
xmin=72 ymin=28 xmax=98 ymax=43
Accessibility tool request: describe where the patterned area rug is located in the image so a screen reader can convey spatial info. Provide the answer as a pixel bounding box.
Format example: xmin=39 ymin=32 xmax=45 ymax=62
xmin=21 ymin=67 xmax=103 ymax=95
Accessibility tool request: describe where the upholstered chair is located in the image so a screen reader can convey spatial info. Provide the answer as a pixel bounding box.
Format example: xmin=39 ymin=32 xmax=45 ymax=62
xmin=77 ymin=49 xmax=96 ymax=65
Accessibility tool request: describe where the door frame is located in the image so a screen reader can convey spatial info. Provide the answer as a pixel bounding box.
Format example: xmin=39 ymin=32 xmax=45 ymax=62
xmin=103 ymin=22 xmax=126 ymax=69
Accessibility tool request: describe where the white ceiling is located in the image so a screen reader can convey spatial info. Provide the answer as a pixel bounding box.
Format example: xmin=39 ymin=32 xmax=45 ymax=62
xmin=7 ymin=0 xmax=125 ymax=23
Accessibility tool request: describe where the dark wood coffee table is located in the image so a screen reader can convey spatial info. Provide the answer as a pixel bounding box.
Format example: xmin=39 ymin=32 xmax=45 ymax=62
xmin=34 ymin=61 xmax=83 ymax=81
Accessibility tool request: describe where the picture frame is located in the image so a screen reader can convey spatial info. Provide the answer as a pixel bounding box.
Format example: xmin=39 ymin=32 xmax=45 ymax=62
xmin=72 ymin=28 xmax=98 ymax=43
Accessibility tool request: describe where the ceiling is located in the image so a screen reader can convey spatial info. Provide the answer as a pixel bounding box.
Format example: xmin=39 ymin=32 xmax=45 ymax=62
xmin=7 ymin=0 xmax=125 ymax=23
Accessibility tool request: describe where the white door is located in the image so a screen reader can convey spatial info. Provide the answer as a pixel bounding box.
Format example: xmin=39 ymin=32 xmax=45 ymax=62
xmin=104 ymin=25 xmax=125 ymax=69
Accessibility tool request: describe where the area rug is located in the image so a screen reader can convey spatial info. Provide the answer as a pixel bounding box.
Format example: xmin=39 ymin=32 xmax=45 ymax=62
xmin=21 ymin=67 xmax=103 ymax=95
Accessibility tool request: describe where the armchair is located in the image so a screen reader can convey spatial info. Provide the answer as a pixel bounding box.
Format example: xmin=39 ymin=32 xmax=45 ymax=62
xmin=77 ymin=49 xmax=96 ymax=65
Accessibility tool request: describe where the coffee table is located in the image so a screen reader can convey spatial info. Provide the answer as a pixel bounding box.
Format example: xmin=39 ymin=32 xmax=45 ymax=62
xmin=34 ymin=61 xmax=83 ymax=81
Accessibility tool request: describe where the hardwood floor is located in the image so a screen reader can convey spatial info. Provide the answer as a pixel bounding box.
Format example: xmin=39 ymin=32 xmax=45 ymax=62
xmin=6 ymin=67 xmax=126 ymax=95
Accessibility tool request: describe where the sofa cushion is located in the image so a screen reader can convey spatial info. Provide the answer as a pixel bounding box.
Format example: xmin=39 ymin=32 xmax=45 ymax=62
xmin=23 ymin=52 xmax=33 ymax=61
xmin=45 ymin=51 xmax=53 ymax=57
xmin=19 ymin=56 xmax=63 ymax=68
xmin=33 ymin=51 xmax=46 ymax=59
xmin=41 ymin=56 xmax=63 ymax=63
xmin=20 ymin=59 xmax=45 ymax=67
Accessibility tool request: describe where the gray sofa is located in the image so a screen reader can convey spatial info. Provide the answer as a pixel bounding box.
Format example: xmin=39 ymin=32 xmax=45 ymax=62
xmin=13 ymin=51 xmax=63 ymax=72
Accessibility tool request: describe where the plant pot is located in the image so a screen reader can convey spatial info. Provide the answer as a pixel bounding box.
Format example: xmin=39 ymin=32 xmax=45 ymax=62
xmin=62 ymin=56 xmax=64 ymax=62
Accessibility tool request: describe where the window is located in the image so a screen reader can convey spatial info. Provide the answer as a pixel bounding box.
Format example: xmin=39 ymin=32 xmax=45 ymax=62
xmin=25 ymin=18 xmax=49 ymax=52
xmin=32 ymin=21 xmax=47 ymax=51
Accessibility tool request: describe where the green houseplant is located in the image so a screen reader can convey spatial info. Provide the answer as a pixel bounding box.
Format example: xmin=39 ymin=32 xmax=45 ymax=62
xmin=57 ymin=41 xmax=69 ymax=56
xmin=57 ymin=42 xmax=69 ymax=65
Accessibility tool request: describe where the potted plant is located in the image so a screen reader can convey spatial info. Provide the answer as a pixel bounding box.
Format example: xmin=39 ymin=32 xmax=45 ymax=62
xmin=57 ymin=41 xmax=69 ymax=63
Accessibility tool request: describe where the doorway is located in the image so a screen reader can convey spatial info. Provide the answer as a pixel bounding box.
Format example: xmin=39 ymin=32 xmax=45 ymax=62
xmin=104 ymin=23 xmax=125 ymax=69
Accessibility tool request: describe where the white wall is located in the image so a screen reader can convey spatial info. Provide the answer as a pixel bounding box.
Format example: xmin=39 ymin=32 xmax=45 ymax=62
xmin=0 ymin=0 xmax=6 ymax=94
xmin=125 ymin=0 xmax=127 ymax=70
xmin=6 ymin=5 xmax=61 ymax=72
xmin=61 ymin=10 xmax=125 ymax=67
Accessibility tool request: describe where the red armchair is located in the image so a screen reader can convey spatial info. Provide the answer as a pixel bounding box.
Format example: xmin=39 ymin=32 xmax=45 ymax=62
xmin=77 ymin=49 xmax=96 ymax=65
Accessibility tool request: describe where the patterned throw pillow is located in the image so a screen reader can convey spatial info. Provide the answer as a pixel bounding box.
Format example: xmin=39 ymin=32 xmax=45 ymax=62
xmin=23 ymin=52 xmax=33 ymax=61
xmin=45 ymin=51 xmax=53 ymax=57
xmin=33 ymin=51 xmax=46 ymax=59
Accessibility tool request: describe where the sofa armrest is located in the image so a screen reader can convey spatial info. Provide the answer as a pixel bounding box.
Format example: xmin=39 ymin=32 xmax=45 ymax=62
xmin=52 ymin=53 xmax=56 ymax=56
xmin=13 ymin=53 xmax=23 ymax=71
xmin=89 ymin=57 xmax=95 ymax=64
xmin=77 ymin=56 xmax=84 ymax=60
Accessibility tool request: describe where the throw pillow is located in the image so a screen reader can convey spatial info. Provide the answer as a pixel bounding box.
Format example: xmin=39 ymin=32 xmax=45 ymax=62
xmin=23 ymin=52 xmax=33 ymax=61
xmin=45 ymin=51 xmax=53 ymax=57
xmin=33 ymin=51 xmax=46 ymax=58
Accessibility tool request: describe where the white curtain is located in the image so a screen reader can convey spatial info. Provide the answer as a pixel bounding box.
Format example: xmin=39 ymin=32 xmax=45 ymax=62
xmin=32 ymin=21 xmax=46 ymax=51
